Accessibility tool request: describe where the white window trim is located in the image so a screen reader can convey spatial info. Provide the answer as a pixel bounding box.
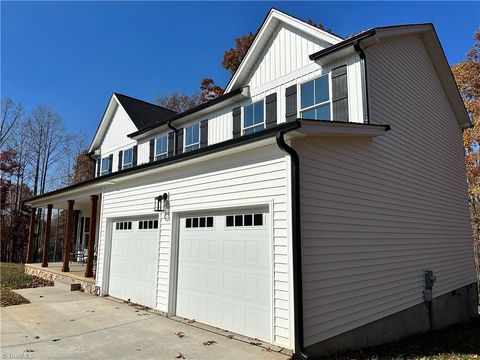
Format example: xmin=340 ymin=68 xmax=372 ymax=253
xmin=242 ymin=99 xmax=266 ymax=135
xmin=155 ymin=134 xmax=168 ymax=161
xmin=122 ymin=147 xmax=134 ymax=170
xmin=184 ymin=123 xmax=200 ymax=153
xmin=298 ymin=72 xmax=333 ymax=120
xmin=100 ymin=156 xmax=110 ymax=176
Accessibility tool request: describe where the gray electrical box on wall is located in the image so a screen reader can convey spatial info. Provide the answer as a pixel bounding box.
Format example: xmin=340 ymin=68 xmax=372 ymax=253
xmin=423 ymin=270 xmax=437 ymax=302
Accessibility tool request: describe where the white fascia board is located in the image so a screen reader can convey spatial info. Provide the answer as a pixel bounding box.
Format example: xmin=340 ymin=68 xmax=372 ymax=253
xmin=293 ymin=120 xmax=389 ymax=138
xmin=88 ymin=95 xmax=121 ymax=153
xmin=224 ymin=8 xmax=342 ymax=93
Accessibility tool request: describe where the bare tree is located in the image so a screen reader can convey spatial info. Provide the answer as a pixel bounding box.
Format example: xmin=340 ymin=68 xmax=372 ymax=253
xmin=1 ymin=99 xmax=24 ymax=149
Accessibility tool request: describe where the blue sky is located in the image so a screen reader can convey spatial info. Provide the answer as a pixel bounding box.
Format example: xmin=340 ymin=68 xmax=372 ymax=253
xmin=2 ymin=1 xmax=479 ymax=141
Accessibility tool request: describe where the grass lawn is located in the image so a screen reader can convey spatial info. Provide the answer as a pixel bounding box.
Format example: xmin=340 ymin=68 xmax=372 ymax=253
xmin=319 ymin=317 xmax=480 ymax=360
xmin=1 ymin=262 xmax=53 ymax=307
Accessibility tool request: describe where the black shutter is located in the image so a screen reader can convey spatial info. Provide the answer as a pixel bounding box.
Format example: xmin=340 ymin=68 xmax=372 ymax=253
xmin=265 ymin=93 xmax=277 ymax=128
xmin=232 ymin=107 xmax=241 ymax=138
xmin=331 ymin=65 xmax=349 ymax=122
xmin=200 ymin=120 xmax=208 ymax=148
xmin=118 ymin=150 xmax=123 ymax=171
xmin=176 ymin=128 xmax=184 ymax=155
xmin=108 ymin=154 xmax=113 ymax=174
xmin=285 ymin=85 xmax=297 ymax=122
xmin=96 ymin=159 xmax=100 ymax=177
xmin=167 ymin=131 xmax=175 ymax=157
xmin=132 ymin=145 xmax=138 ymax=166
xmin=149 ymin=139 xmax=155 ymax=162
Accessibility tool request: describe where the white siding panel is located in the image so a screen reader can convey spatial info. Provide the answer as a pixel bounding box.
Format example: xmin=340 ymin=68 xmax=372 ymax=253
xmin=296 ymin=35 xmax=475 ymax=346
xmin=96 ymin=145 xmax=292 ymax=348
xmin=100 ymin=104 xmax=137 ymax=155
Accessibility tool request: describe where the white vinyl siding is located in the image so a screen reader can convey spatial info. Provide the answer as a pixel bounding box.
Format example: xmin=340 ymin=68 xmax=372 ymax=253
xmin=96 ymin=144 xmax=293 ymax=348
xmin=99 ymin=103 xmax=137 ymax=156
xmin=296 ymin=35 xmax=475 ymax=347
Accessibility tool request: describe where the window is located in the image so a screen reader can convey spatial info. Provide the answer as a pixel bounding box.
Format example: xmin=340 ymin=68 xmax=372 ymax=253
xmin=226 ymin=213 xmax=264 ymax=228
xmin=185 ymin=216 xmax=214 ymax=229
xmin=243 ymin=100 xmax=264 ymax=135
xmin=122 ymin=148 xmax=133 ymax=169
xmin=139 ymin=220 xmax=158 ymax=230
xmin=100 ymin=157 xmax=110 ymax=176
xmin=155 ymin=135 xmax=168 ymax=160
xmin=115 ymin=221 xmax=132 ymax=230
xmin=184 ymin=123 xmax=200 ymax=152
xmin=300 ymin=74 xmax=331 ymax=120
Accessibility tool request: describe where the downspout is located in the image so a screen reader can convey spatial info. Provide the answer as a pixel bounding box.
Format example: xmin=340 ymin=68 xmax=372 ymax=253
xmin=276 ymin=127 xmax=310 ymax=360
xmin=353 ymin=40 xmax=370 ymax=124
xmin=167 ymin=119 xmax=179 ymax=155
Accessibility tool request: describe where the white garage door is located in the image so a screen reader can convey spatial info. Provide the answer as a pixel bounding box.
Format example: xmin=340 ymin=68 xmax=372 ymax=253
xmin=109 ymin=218 xmax=159 ymax=308
xmin=177 ymin=209 xmax=271 ymax=341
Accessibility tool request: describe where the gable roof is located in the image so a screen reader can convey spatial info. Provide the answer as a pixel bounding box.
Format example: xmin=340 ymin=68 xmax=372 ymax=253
xmin=309 ymin=23 xmax=471 ymax=129
xmin=224 ymin=8 xmax=343 ymax=93
xmin=114 ymin=93 xmax=177 ymax=130
xmin=88 ymin=93 xmax=176 ymax=153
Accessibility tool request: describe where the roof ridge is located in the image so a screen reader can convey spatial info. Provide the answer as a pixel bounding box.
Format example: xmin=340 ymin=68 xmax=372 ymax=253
xmin=113 ymin=92 xmax=177 ymax=114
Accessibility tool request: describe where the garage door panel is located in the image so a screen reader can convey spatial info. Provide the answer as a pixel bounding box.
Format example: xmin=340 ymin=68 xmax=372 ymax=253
xmin=109 ymin=219 xmax=158 ymax=308
xmin=177 ymin=210 xmax=271 ymax=342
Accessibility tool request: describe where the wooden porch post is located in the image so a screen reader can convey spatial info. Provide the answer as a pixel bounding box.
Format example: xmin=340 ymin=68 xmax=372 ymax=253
xmin=62 ymin=200 xmax=75 ymax=272
xmin=41 ymin=204 xmax=53 ymax=267
xmin=26 ymin=207 xmax=37 ymax=263
xmin=85 ymin=195 xmax=98 ymax=278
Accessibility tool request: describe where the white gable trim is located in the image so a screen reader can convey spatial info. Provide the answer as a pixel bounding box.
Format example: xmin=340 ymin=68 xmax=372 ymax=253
xmin=224 ymin=8 xmax=343 ymax=93
xmin=88 ymin=94 xmax=137 ymax=154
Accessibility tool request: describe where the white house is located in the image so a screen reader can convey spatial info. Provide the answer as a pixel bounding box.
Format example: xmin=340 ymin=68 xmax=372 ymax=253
xmin=26 ymin=9 xmax=478 ymax=358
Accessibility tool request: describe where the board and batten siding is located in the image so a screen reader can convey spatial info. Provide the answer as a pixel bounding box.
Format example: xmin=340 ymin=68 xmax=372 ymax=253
xmin=95 ymin=144 xmax=293 ymax=348
xmin=295 ymin=34 xmax=475 ymax=347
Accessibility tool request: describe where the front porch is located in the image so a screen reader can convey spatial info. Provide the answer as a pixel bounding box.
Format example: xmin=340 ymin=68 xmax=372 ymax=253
xmin=25 ymin=262 xmax=97 ymax=294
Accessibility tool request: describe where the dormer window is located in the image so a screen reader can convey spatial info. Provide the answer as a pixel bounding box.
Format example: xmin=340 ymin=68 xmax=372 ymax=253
xmin=155 ymin=134 xmax=168 ymax=160
xmin=300 ymin=74 xmax=331 ymax=120
xmin=100 ymin=157 xmax=110 ymax=176
xmin=122 ymin=148 xmax=133 ymax=169
xmin=184 ymin=123 xmax=200 ymax=152
xmin=243 ymin=100 xmax=264 ymax=135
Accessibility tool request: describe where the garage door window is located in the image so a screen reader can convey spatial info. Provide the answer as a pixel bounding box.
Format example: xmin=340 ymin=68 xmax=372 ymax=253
xmin=225 ymin=213 xmax=263 ymax=227
xmin=115 ymin=221 xmax=132 ymax=230
xmin=185 ymin=216 xmax=214 ymax=229
xmin=139 ymin=220 xmax=159 ymax=230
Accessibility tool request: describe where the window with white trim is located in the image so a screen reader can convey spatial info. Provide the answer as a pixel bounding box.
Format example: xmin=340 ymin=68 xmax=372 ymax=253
xmin=122 ymin=148 xmax=133 ymax=169
xmin=300 ymin=74 xmax=331 ymax=120
xmin=100 ymin=157 xmax=110 ymax=176
xmin=184 ymin=123 xmax=200 ymax=152
xmin=243 ymin=100 xmax=264 ymax=135
xmin=155 ymin=134 xmax=168 ymax=160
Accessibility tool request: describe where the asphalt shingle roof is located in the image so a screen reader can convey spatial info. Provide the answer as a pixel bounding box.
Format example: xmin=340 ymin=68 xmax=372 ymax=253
xmin=114 ymin=93 xmax=177 ymax=130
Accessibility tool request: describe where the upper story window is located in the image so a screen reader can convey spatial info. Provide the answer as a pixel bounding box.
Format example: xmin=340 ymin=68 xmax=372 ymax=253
xmin=122 ymin=147 xmax=133 ymax=169
xmin=100 ymin=157 xmax=110 ymax=176
xmin=155 ymin=134 xmax=168 ymax=160
xmin=300 ymin=74 xmax=331 ymax=120
xmin=243 ymin=100 xmax=264 ymax=135
xmin=184 ymin=123 xmax=200 ymax=153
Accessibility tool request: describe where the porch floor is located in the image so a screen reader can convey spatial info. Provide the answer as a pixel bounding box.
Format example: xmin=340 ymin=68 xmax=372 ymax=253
xmin=25 ymin=262 xmax=96 ymax=293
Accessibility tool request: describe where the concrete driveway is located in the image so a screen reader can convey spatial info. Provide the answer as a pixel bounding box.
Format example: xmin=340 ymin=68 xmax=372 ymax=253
xmin=1 ymin=287 xmax=290 ymax=360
